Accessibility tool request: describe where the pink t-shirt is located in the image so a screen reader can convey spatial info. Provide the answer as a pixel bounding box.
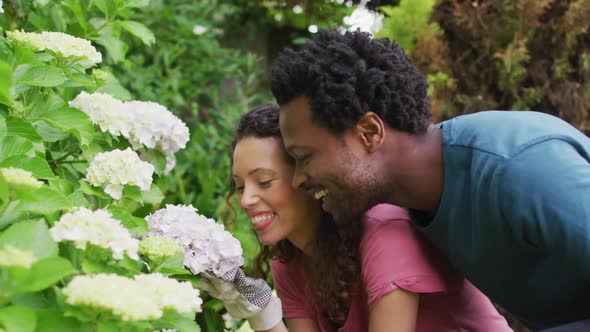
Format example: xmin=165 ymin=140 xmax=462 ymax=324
xmin=272 ymin=204 xmax=511 ymax=332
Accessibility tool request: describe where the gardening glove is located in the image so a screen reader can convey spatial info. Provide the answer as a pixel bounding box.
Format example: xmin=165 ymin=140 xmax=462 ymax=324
xmin=197 ymin=267 xmax=282 ymax=331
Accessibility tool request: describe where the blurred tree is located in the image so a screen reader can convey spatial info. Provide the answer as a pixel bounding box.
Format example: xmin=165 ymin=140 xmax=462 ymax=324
xmin=409 ymin=0 xmax=589 ymax=135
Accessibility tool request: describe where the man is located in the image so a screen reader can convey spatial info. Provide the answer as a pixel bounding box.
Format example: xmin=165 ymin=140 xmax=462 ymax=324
xmin=271 ymin=29 xmax=590 ymax=331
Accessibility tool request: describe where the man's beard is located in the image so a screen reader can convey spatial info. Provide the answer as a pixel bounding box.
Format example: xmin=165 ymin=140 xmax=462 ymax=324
xmin=331 ymin=185 xmax=388 ymax=226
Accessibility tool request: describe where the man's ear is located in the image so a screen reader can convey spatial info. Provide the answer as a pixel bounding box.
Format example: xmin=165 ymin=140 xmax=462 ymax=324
xmin=356 ymin=112 xmax=384 ymax=152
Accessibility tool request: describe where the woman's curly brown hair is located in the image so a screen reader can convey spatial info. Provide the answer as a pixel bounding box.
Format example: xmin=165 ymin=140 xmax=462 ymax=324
xmin=225 ymin=104 xmax=362 ymax=328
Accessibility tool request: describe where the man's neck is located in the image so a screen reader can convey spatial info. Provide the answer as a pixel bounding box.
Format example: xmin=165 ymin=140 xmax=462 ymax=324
xmin=385 ymin=124 xmax=444 ymax=214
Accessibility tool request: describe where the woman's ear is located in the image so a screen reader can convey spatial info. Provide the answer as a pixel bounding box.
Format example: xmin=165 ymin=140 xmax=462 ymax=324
xmin=356 ymin=112 xmax=384 ymax=152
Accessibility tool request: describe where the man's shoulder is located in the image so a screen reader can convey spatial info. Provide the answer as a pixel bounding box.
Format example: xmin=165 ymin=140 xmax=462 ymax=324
xmin=440 ymin=111 xmax=588 ymax=159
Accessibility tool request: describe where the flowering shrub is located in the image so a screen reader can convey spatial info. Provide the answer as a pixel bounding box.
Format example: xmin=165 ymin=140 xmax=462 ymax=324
xmin=0 ymin=1 xmax=244 ymax=331
xmin=146 ymin=204 xmax=244 ymax=276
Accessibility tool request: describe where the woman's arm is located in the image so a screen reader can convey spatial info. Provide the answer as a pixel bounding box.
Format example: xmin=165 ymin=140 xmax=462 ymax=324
xmin=286 ymin=318 xmax=322 ymax=332
xmin=369 ymin=288 xmax=419 ymax=332
xmin=256 ymin=318 xmax=320 ymax=332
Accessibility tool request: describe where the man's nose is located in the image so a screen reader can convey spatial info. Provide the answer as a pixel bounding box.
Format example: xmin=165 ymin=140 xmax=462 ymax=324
xmin=291 ymin=167 xmax=308 ymax=190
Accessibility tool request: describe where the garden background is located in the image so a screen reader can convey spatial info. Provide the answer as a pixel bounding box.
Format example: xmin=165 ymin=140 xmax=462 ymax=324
xmin=0 ymin=0 xmax=588 ymax=331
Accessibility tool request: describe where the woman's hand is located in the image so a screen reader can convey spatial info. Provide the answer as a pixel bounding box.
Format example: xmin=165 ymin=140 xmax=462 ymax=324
xmin=197 ymin=267 xmax=283 ymax=331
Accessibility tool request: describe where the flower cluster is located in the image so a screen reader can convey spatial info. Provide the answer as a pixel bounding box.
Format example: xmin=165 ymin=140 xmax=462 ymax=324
xmin=68 ymin=91 xmax=132 ymax=137
xmin=6 ymin=30 xmax=102 ymax=68
xmin=0 ymin=167 xmax=43 ymax=189
xmin=145 ymin=204 xmax=243 ymax=276
xmin=139 ymin=236 xmax=184 ymax=263
xmin=0 ymin=0 xmax=4 ymax=14
xmin=0 ymin=245 xmax=37 ymax=269
xmin=49 ymin=207 xmax=139 ymax=260
xmin=63 ymin=273 xmax=202 ymax=322
xmin=69 ymin=92 xmax=189 ymax=174
xmin=85 ymin=148 xmax=155 ymax=199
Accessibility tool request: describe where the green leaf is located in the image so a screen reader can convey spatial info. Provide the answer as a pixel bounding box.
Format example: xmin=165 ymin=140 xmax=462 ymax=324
xmin=34 ymin=121 xmax=71 ymax=142
xmin=141 ymin=184 xmax=164 ymax=204
xmin=15 ymin=65 xmax=68 ymax=87
xmin=36 ymin=309 xmax=91 ymax=332
xmin=0 ymin=136 xmax=35 ymax=162
xmin=118 ymin=20 xmax=155 ymax=46
xmin=17 ymin=256 xmax=76 ymax=293
xmin=0 ymin=218 xmax=57 ymax=259
xmin=6 ymin=116 xmax=43 ymax=143
xmin=37 ymin=106 xmax=94 ymax=147
xmin=0 ymin=60 xmax=13 ymax=106
xmin=78 ymin=180 xmax=110 ymax=199
xmin=0 ymin=117 xmax=6 ymax=140
xmin=15 ymin=187 xmax=72 ymax=214
xmin=93 ymin=26 xmax=128 ymax=63
xmin=142 ymin=149 xmax=166 ymax=175
xmin=65 ymin=191 xmax=90 ymax=207
xmin=0 ymin=305 xmax=36 ymax=332
xmin=122 ymin=185 xmax=142 ymax=203
xmin=195 ymin=306 xmax=223 ymax=332
xmin=0 ymin=156 xmax=55 ymax=179
xmin=63 ymin=0 xmax=88 ymax=31
xmin=0 ymin=172 xmax=8 ymax=202
xmin=155 ymin=311 xmax=201 ymax=332
xmin=108 ymin=206 xmax=147 ymax=236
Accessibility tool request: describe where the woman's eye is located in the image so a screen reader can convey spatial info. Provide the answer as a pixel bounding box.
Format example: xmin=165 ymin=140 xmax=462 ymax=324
xmin=235 ymin=185 xmax=244 ymax=193
xmin=259 ymin=180 xmax=273 ymax=187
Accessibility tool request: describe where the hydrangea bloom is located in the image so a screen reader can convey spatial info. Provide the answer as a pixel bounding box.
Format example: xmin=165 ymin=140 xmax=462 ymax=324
xmin=49 ymin=207 xmax=139 ymax=260
xmin=0 ymin=0 xmax=4 ymax=14
xmin=0 ymin=167 xmax=43 ymax=189
xmin=139 ymin=236 xmax=184 ymax=262
xmin=6 ymin=30 xmax=102 ymax=68
xmin=0 ymin=245 xmax=37 ymax=268
xmin=63 ymin=273 xmax=202 ymax=322
xmin=135 ymin=273 xmax=203 ymax=314
xmin=85 ymin=148 xmax=155 ymax=199
xmin=68 ymin=91 xmax=131 ymax=137
xmin=146 ymin=204 xmax=244 ymax=276
xmin=123 ymin=101 xmax=189 ymax=154
xmin=69 ymin=92 xmax=189 ymax=174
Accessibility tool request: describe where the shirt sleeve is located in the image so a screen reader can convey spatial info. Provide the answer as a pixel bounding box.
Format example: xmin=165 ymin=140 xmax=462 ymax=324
xmin=360 ymin=204 xmax=460 ymax=309
xmin=271 ymin=258 xmax=316 ymax=319
xmin=499 ymin=139 xmax=590 ymax=280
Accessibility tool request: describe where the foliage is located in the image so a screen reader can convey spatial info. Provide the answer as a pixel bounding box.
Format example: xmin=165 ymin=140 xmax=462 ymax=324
xmin=0 ymin=0 xmax=242 ymax=330
xmin=376 ymin=0 xmax=437 ymax=51
xmin=407 ymin=0 xmax=590 ymax=134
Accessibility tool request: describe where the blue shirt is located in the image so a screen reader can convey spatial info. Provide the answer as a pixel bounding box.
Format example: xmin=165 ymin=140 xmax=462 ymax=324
xmin=410 ymin=111 xmax=590 ymax=329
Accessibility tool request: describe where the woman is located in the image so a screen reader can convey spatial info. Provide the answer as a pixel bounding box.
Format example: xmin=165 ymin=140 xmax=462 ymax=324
xmin=206 ymin=104 xmax=510 ymax=332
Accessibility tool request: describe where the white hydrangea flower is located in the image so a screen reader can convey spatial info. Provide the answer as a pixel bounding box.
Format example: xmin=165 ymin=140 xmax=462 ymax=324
xmin=69 ymin=92 xmax=189 ymax=174
xmin=0 ymin=0 xmax=4 ymax=14
xmin=50 ymin=207 xmax=139 ymax=260
xmin=63 ymin=274 xmax=162 ymax=321
xmin=139 ymin=235 xmax=184 ymax=262
xmin=0 ymin=167 xmax=43 ymax=189
xmin=6 ymin=30 xmax=102 ymax=68
xmin=135 ymin=273 xmax=203 ymax=314
xmin=85 ymin=148 xmax=154 ymax=200
xmin=146 ymin=204 xmax=244 ymax=276
xmin=63 ymin=273 xmax=202 ymax=322
xmin=0 ymin=245 xmax=37 ymax=268
xmin=123 ymin=101 xmax=189 ymax=154
xmin=69 ymin=91 xmax=132 ymax=137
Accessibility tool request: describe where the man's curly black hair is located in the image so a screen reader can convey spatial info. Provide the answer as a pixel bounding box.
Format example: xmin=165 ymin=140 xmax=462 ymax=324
xmin=270 ymin=29 xmax=432 ymax=134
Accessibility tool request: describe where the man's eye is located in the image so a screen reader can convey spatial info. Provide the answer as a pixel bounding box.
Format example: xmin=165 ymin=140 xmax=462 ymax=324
xmin=294 ymin=154 xmax=310 ymax=164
